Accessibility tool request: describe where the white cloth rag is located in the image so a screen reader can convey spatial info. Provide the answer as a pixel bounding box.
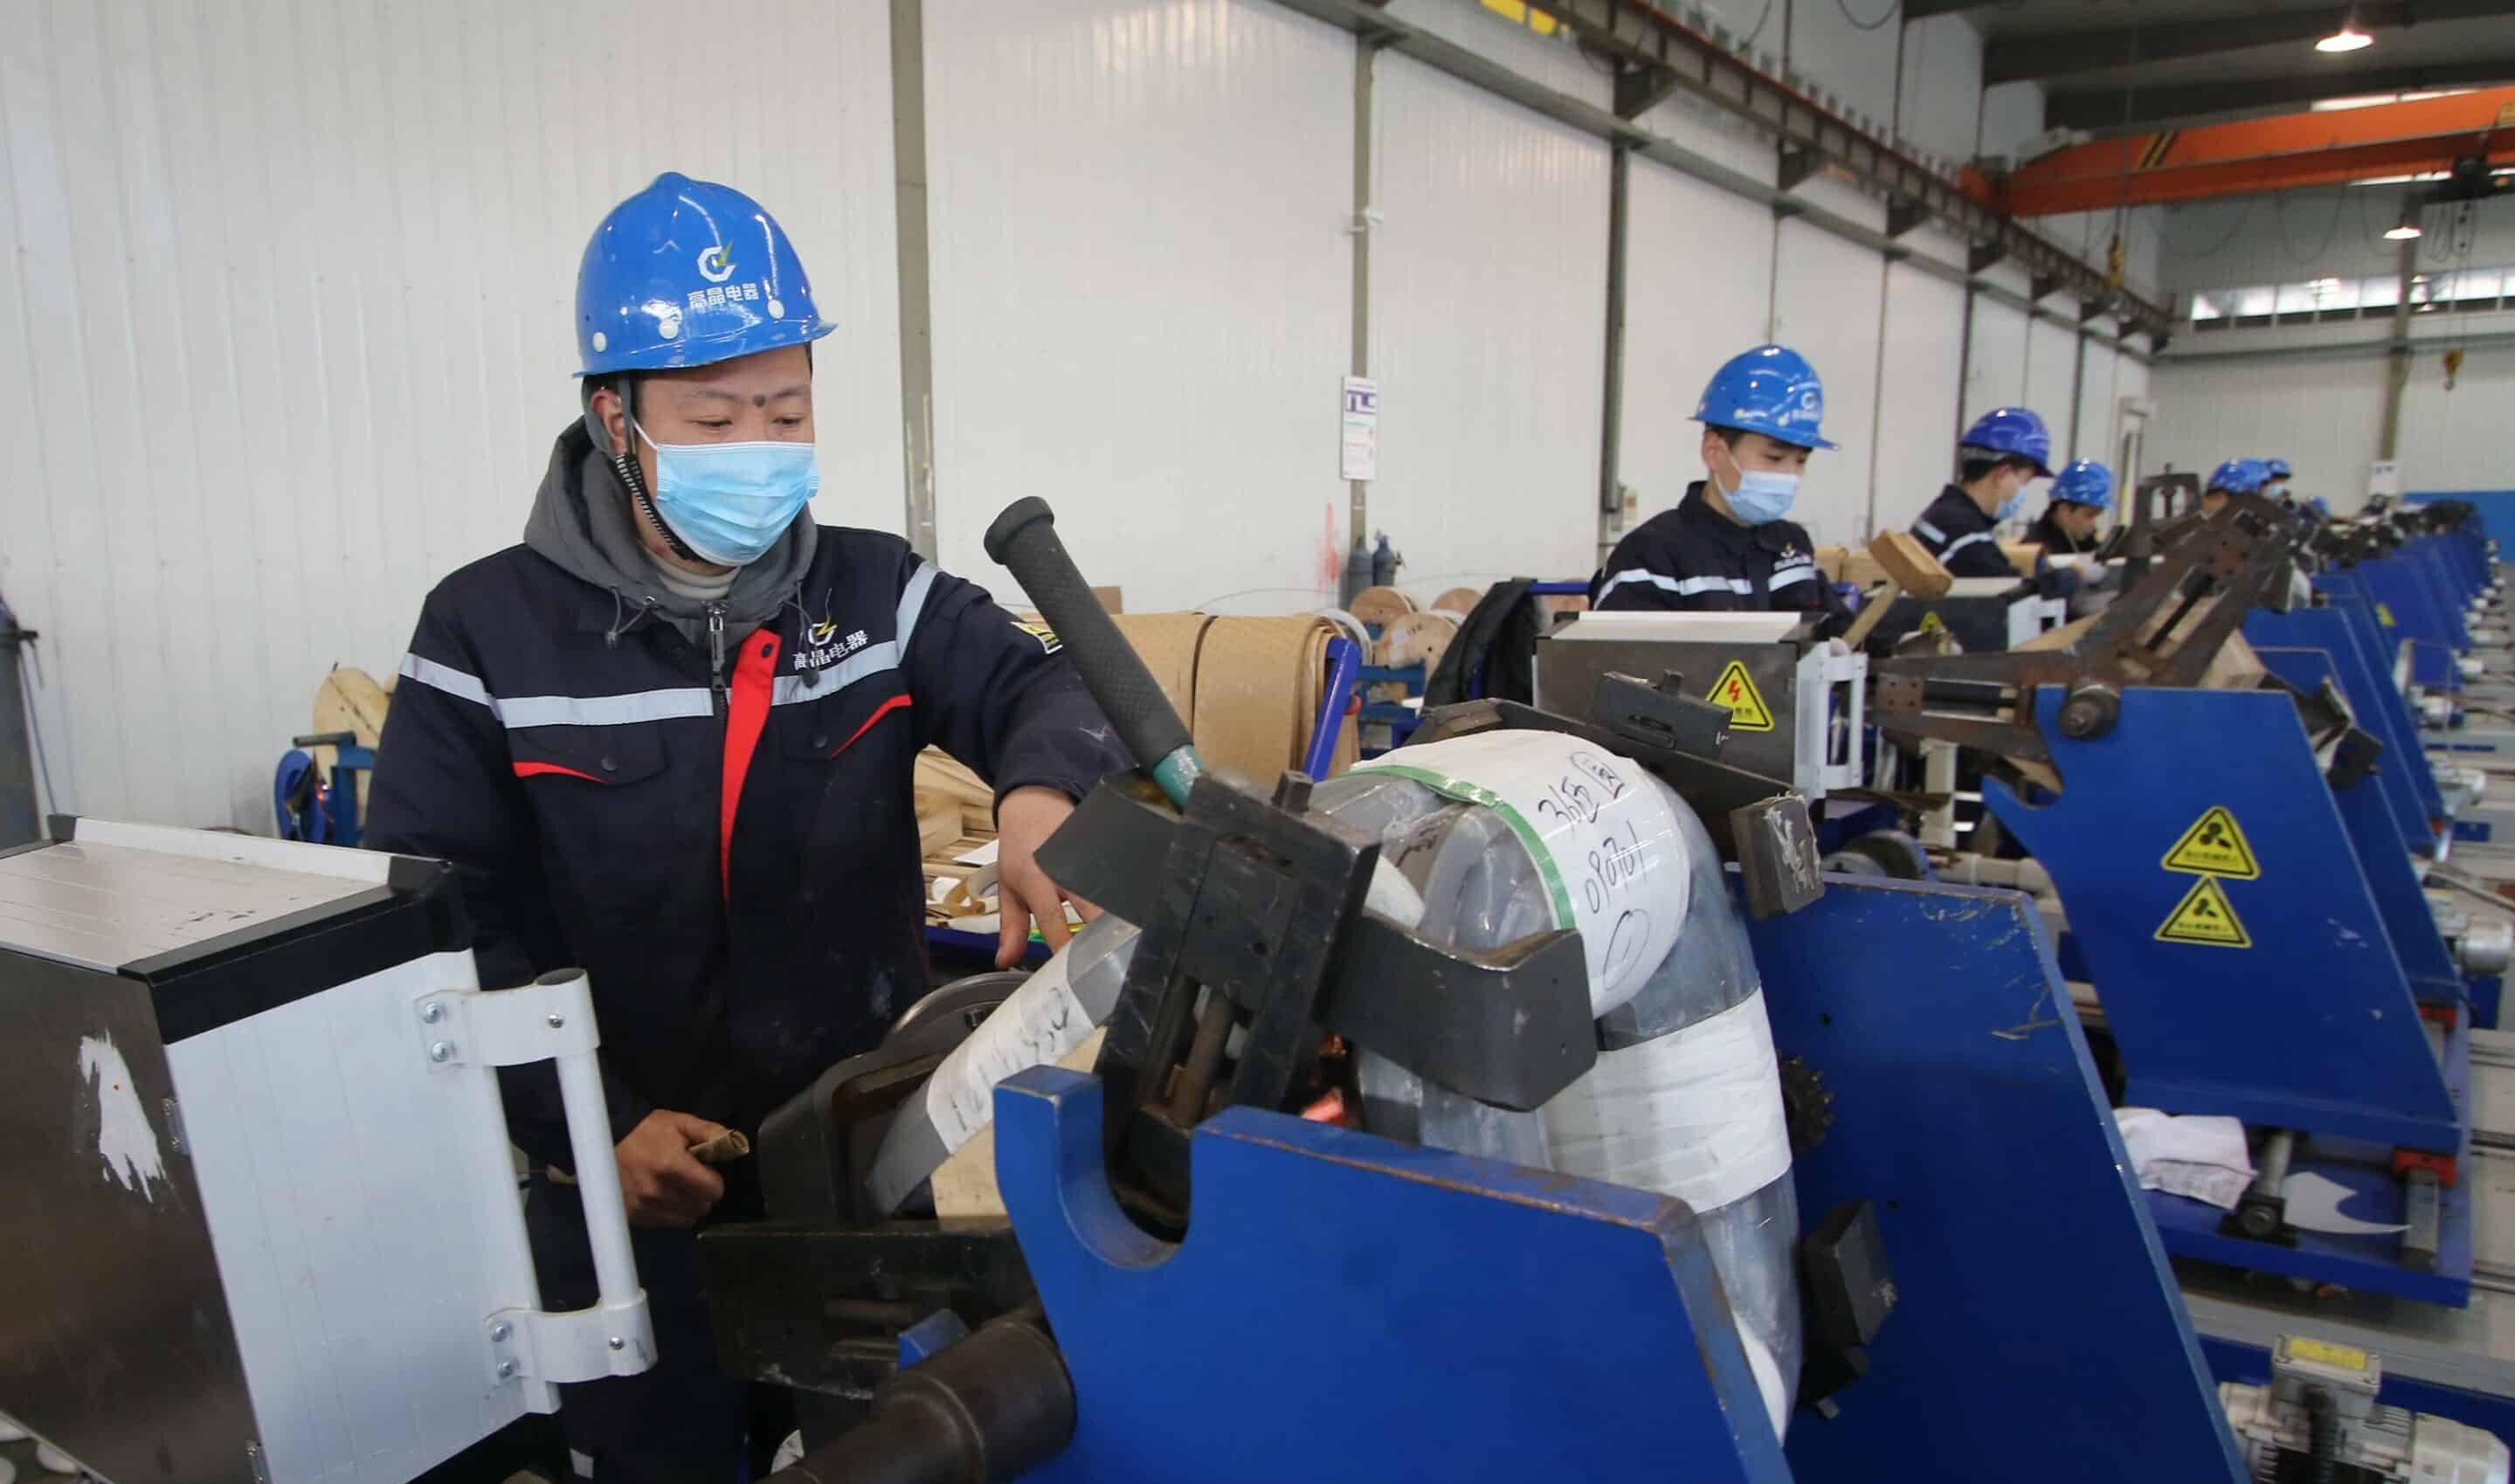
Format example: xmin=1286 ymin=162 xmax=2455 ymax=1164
xmin=2114 ymin=1107 xmax=2255 ymax=1211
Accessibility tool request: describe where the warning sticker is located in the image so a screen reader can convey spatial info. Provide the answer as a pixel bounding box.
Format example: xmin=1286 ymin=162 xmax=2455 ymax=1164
xmin=2377 ymin=603 xmax=2397 ymax=627
xmin=2156 ymin=876 xmax=2252 ymax=948
xmin=2161 ymin=806 xmax=2260 ymax=880
xmin=2285 ymin=1337 xmax=2372 ymax=1373
xmin=1706 ymin=660 xmax=1775 ymax=732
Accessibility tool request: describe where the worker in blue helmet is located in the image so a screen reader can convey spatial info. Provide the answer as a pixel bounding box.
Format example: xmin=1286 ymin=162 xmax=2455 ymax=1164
xmin=2026 ymin=459 xmax=2115 ymax=556
xmin=1590 ymin=343 xmax=1849 ymax=622
xmin=365 ymin=174 xmax=1126 ymax=1483
xmin=2204 ymin=457 xmax=2270 ymax=516
xmin=1910 ymin=407 xmax=2056 ymax=578
xmin=2262 ymin=457 xmax=2294 ymax=500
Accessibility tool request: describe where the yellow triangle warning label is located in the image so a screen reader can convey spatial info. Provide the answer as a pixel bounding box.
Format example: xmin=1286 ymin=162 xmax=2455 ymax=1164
xmin=2377 ymin=603 xmax=2397 ymax=627
xmin=2161 ymin=806 xmax=2261 ymax=880
xmin=1706 ymin=660 xmax=1775 ymax=732
xmin=2156 ymin=875 xmax=2252 ymax=948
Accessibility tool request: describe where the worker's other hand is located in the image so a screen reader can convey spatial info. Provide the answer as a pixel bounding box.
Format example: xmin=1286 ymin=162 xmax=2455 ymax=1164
xmin=615 ymin=1109 xmax=729 ymax=1227
xmin=995 ymin=784 xmax=1101 ymax=969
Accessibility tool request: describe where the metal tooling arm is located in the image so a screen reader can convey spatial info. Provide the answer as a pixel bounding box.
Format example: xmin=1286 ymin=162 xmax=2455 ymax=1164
xmin=1869 ymin=493 xmax=2311 ymax=770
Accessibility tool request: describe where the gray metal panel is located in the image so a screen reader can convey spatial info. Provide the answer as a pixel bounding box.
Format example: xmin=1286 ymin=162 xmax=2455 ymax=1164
xmin=0 ymin=842 xmax=376 ymax=973
xmin=1533 ymin=634 xmax=1804 ymax=784
xmin=0 ymin=948 xmax=259 ymax=1484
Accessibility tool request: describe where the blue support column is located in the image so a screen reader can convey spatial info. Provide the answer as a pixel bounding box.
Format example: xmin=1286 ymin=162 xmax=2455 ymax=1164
xmin=2246 ymin=605 xmax=2434 ymax=853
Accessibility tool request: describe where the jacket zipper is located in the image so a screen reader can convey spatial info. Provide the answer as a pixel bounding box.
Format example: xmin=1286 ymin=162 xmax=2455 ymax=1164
xmin=708 ymin=604 xmax=729 ymax=717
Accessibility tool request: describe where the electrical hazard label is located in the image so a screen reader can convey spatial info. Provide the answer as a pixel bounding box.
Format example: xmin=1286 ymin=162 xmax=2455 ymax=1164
xmin=2156 ymin=876 xmax=2252 ymax=948
xmin=1706 ymin=660 xmax=1774 ymax=732
xmin=2377 ymin=603 xmax=2397 ymax=627
xmin=2161 ymin=806 xmax=2260 ymax=879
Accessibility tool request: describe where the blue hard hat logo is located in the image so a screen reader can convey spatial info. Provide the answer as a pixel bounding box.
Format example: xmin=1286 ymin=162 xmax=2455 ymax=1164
xmin=696 ymin=246 xmax=736 ymax=284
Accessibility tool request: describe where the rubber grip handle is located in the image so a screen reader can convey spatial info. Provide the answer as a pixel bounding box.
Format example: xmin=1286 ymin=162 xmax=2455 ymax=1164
xmin=984 ymin=498 xmax=1194 ymax=772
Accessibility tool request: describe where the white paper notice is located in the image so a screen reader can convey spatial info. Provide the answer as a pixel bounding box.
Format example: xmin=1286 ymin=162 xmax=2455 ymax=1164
xmin=2368 ymin=459 xmax=2402 ymax=498
xmin=1340 ymin=376 xmax=1378 ymax=481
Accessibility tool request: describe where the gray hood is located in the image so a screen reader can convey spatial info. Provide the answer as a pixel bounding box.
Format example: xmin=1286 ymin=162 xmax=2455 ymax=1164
xmin=522 ymin=422 xmax=819 ymax=647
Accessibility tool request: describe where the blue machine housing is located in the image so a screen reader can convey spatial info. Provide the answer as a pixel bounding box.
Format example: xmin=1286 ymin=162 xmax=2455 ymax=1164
xmin=986 ymin=874 xmax=2247 ymax=1483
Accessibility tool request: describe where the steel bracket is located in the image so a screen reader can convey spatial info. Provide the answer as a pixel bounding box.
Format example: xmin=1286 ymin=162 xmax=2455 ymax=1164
xmin=487 ymin=1298 xmax=655 ymax=1387
xmin=415 ymin=975 xmax=601 ymax=1071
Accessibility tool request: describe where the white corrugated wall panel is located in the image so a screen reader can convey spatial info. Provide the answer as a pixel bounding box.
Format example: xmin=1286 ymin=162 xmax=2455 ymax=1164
xmin=1619 ymin=152 xmax=1774 ymax=525
xmin=1786 ymin=0 xmax=1900 ymax=131
xmin=1634 ymin=93 xmax=1779 ymax=183
xmin=1771 ymin=220 xmax=1883 ymax=545
xmin=2149 ymin=350 xmax=2387 ymax=494
xmin=1368 ymin=51 xmax=1610 ymax=591
xmin=2395 ymin=341 xmax=2512 ymax=494
xmin=1872 ymin=263 xmax=1965 ymax=526
xmin=2073 ymin=339 xmax=2121 ymax=468
xmin=0 ymin=0 xmax=901 ymax=831
xmin=1385 ymin=0 xmax=1610 ymax=111
xmin=2025 ymin=318 xmax=2079 ymax=445
xmin=922 ymin=0 xmax=1354 ymax=613
xmin=1965 ymin=294 xmax=2030 ymax=425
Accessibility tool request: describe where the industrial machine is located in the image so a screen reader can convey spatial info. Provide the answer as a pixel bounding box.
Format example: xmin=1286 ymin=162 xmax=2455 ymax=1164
xmin=692 ymin=498 xmax=2271 ymax=1483
xmin=0 ymin=820 xmax=652 ymax=1484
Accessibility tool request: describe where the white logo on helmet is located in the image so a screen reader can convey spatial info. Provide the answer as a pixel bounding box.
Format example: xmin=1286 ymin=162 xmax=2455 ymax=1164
xmin=696 ymin=245 xmax=736 ymax=284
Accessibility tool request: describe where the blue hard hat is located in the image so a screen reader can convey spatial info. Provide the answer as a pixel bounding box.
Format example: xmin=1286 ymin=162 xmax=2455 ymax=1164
xmin=1959 ymin=408 xmax=2056 ymax=478
xmin=1693 ymin=344 xmax=1838 ymax=451
xmin=576 ymin=172 xmax=836 ymax=376
xmin=2208 ymin=458 xmax=2270 ymax=495
xmin=2265 ymin=458 xmax=2293 ymax=480
xmin=2049 ymin=459 xmax=2115 ymax=512
xmin=2307 ymin=495 xmax=2333 ymax=516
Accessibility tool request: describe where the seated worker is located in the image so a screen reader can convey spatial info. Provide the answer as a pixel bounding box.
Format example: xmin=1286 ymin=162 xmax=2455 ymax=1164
xmin=1913 ymin=408 xmax=2055 ymax=578
xmin=1591 ymin=343 xmax=1844 ymax=618
xmin=2261 ymin=457 xmax=2293 ymax=500
xmin=2203 ymin=458 xmax=2269 ymax=516
xmin=2024 ymin=459 xmax=2114 ymax=556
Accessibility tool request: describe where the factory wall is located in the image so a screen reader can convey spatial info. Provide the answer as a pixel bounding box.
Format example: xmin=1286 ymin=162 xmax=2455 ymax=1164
xmin=922 ymin=0 xmax=1354 ymax=614
xmin=2 ymin=0 xmax=2152 ymax=831
xmin=2148 ymin=310 xmax=2515 ymax=503
xmin=0 ymin=0 xmax=902 ymax=832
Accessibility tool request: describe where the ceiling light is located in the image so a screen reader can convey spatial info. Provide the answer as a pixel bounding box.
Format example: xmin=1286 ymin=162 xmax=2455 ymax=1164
xmin=2351 ymin=171 xmax=2450 ymax=186
xmin=2318 ymin=6 xmax=2375 ymax=52
xmin=2312 ymin=88 xmax=2470 ymax=111
xmin=2386 ymin=221 xmax=2425 ymax=240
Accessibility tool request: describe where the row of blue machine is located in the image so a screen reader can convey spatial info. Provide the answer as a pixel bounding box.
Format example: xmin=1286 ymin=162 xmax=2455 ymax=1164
xmin=642 ymin=487 xmax=2515 ymax=1484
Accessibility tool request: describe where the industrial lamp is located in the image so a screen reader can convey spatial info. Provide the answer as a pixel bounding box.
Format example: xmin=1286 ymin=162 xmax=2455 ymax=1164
xmin=2317 ymin=7 xmax=2374 ymax=52
xmin=2385 ymin=211 xmax=2424 ymax=241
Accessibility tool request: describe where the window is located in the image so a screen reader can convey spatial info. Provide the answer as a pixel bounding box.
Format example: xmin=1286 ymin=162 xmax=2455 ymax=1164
xmin=2178 ymin=267 xmax=2510 ymax=327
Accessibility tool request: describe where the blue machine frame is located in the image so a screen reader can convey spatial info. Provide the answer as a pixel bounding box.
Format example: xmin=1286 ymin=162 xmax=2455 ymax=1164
xmin=1987 ymin=686 xmax=2472 ymax=1304
xmin=990 ymin=874 xmax=2245 ymax=1483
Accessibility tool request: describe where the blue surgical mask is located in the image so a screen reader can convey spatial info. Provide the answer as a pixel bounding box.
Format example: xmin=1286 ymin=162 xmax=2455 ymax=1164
xmin=635 ymin=419 xmax=819 ymax=567
xmin=1996 ymin=490 xmax=2025 ymax=522
xmin=1719 ymin=464 xmax=1801 ymax=525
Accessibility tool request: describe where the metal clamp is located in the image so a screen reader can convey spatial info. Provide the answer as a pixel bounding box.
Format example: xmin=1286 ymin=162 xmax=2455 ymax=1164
xmin=486 ymin=1299 xmax=656 ymax=1387
xmin=1793 ymin=645 xmax=1867 ymax=797
xmin=415 ymin=974 xmax=601 ymax=1070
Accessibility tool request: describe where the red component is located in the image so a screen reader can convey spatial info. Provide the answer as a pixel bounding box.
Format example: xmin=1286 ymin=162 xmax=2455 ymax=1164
xmin=512 ymin=760 xmax=605 ymax=785
xmin=829 ymin=693 xmax=913 ymax=758
xmin=722 ymin=630 xmax=779 ymax=897
xmin=1299 ymin=1087 xmax=1350 ymax=1125
xmin=2394 ymin=1149 xmax=2459 ymax=1188
xmin=2420 ymin=1001 xmax=2462 ymax=1031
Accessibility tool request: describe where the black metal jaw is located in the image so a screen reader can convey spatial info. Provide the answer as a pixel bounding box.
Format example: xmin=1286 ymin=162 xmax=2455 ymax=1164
xmin=1869 ymin=493 xmax=2311 ymax=769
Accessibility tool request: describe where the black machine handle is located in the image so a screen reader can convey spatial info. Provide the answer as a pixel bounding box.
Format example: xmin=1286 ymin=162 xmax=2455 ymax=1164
xmin=984 ymin=498 xmax=1203 ymax=804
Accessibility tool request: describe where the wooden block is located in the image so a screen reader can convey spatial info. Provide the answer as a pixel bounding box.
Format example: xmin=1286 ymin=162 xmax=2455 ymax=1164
xmin=1092 ymin=586 xmax=1123 ymax=614
xmin=915 ymin=790 xmax=962 ymax=858
xmin=1869 ymin=530 xmax=1953 ymax=599
xmin=2000 ymin=542 xmax=2044 ymax=576
xmin=1838 ymin=549 xmax=1891 ymax=587
xmin=1814 ymin=546 xmax=1850 ymax=582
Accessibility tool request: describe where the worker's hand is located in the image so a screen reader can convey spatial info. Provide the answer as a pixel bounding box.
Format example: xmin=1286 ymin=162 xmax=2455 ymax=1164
xmin=614 ymin=1109 xmax=729 ymax=1228
xmin=994 ymin=785 xmax=1101 ymax=969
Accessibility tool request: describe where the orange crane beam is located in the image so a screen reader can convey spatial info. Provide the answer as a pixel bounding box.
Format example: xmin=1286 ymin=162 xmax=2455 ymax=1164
xmin=2003 ymin=86 xmax=2515 ymax=217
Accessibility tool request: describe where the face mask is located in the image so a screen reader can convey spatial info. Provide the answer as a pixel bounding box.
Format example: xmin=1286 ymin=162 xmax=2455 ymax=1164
xmin=635 ymin=419 xmax=820 ymax=566
xmin=1717 ymin=452 xmax=1800 ymax=525
xmin=1994 ymin=473 xmax=2030 ymax=523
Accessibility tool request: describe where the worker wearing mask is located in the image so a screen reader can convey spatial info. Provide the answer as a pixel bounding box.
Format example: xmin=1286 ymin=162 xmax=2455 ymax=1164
xmin=2025 ymin=459 xmax=2114 ymax=556
xmin=1591 ymin=343 xmax=1843 ymax=617
xmin=2203 ymin=458 xmax=2270 ymax=516
xmin=365 ymin=173 xmax=1127 ymax=1482
xmin=2261 ymin=457 xmax=2294 ymax=500
xmin=1912 ymin=408 xmax=2056 ymax=578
